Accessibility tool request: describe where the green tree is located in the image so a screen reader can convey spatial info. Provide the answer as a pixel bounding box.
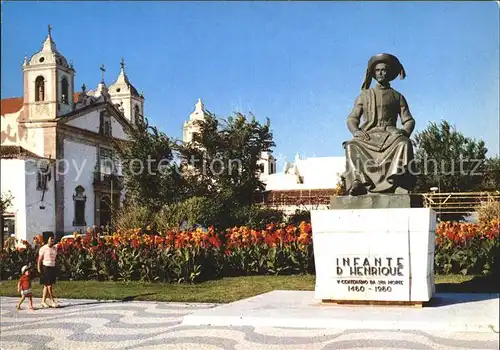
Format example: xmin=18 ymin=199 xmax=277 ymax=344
xmin=176 ymin=111 xmax=276 ymax=227
xmin=114 ymin=117 xmax=186 ymax=213
xmin=412 ymin=120 xmax=488 ymax=193
xmin=482 ymin=156 xmax=500 ymax=191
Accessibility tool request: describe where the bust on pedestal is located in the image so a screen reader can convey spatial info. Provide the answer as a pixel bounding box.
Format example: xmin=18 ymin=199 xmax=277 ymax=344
xmin=311 ymin=53 xmax=436 ymax=305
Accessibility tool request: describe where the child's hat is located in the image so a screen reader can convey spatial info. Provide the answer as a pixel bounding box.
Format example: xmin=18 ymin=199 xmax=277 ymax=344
xmin=21 ymin=265 xmax=30 ymax=274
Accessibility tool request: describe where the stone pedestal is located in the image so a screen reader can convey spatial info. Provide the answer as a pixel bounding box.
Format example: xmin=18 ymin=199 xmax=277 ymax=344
xmin=311 ymin=203 xmax=436 ymax=303
xmin=330 ymin=193 xmax=424 ymax=210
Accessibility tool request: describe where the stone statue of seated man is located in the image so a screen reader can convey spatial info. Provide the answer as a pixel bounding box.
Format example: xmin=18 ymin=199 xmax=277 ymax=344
xmin=342 ymin=53 xmax=417 ymax=196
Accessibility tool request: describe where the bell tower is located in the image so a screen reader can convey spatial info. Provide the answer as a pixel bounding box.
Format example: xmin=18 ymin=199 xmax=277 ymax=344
xmin=183 ymin=98 xmax=207 ymax=143
xmin=109 ymin=58 xmax=144 ymax=124
xmin=22 ymin=25 xmax=75 ymax=122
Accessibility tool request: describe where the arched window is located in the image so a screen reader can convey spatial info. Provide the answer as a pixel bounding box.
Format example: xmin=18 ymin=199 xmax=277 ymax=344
xmin=61 ymin=76 xmax=69 ymax=104
xmin=134 ymin=105 xmax=141 ymax=123
xmin=99 ymin=147 xmax=114 ymax=174
xmin=35 ymin=76 xmax=45 ymax=102
xmin=72 ymin=186 xmax=86 ymax=226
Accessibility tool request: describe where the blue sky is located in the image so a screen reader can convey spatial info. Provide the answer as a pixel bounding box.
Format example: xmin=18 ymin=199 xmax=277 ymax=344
xmin=2 ymin=2 xmax=499 ymax=165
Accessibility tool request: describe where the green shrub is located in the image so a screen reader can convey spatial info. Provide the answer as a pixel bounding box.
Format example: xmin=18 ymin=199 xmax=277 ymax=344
xmin=228 ymin=205 xmax=284 ymax=230
xmin=153 ymin=196 xmax=222 ymax=230
xmin=287 ymin=209 xmax=311 ymax=226
xmin=477 ymin=200 xmax=500 ymax=226
xmin=112 ymin=204 xmax=150 ymax=231
xmin=0 ymin=237 xmax=37 ymax=280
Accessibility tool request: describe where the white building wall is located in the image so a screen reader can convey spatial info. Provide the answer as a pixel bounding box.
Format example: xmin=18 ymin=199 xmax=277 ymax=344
xmin=1 ymin=111 xmax=22 ymax=146
xmin=66 ymin=109 xmax=100 ymax=133
xmin=1 ymin=110 xmax=46 ymax=158
xmin=63 ymin=139 xmax=97 ymax=233
xmin=66 ymin=110 xmax=128 ymax=141
xmin=262 ymin=156 xmax=346 ymax=191
xmin=109 ymin=94 xmax=132 ymax=123
xmin=20 ymin=127 xmax=45 ymax=158
xmin=111 ymin=118 xmax=127 ymax=140
xmin=24 ymin=160 xmax=56 ymax=242
xmin=1 ymin=159 xmax=27 ymax=242
xmin=296 ymin=157 xmax=346 ymax=189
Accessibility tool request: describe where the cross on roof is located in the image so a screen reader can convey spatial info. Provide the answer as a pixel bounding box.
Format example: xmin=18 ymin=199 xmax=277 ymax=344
xmin=48 ymin=24 xmax=52 ymax=36
xmin=120 ymin=57 xmax=125 ymax=70
xmin=100 ymin=64 xmax=106 ymax=82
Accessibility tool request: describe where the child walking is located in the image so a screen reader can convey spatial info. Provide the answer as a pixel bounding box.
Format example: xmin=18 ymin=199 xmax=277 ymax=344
xmin=17 ymin=265 xmax=34 ymax=311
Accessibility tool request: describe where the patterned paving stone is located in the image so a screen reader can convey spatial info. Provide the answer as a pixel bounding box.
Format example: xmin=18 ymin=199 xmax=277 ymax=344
xmin=1 ymin=297 xmax=498 ymax=349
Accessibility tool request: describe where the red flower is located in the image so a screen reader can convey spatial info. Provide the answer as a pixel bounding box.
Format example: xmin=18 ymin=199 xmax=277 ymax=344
xmin=131 ymin=239 xmax=140 ymax=249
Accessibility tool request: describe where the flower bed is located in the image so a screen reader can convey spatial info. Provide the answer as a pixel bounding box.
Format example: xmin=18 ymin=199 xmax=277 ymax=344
xmin=434 ymin=219 xmax=499 ymax=275
xmin=1 ymin=220 xmax=498 ymax=282
xmin=1 ymin=228 xmax=223 ymax=283
xmin=224 ymin=222 xmax=313 ymax=276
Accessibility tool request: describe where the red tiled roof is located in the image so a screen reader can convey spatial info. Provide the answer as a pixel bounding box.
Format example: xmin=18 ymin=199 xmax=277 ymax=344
xmin=1 ymin=93 xmax=81 ymax=116
xmin=0 ymin=97 xmax=23 ymax=115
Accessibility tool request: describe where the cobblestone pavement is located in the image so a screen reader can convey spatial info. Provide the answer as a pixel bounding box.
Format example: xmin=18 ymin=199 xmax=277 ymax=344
xmin=1 ymin=297 xmax=498 ymax=349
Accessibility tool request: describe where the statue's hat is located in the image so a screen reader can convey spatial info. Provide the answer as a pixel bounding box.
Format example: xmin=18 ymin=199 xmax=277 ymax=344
xmin=361 ymin=53 xmax=406 ymax=89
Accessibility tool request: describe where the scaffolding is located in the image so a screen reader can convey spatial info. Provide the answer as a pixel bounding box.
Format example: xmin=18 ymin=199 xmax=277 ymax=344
xmin=419 ymin=191 xmax=500 ymax=217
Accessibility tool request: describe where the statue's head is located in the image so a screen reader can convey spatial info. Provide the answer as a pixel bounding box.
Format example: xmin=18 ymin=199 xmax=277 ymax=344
xmin=362 ymin=53 xmax=406 ymax=89
xmin=373 ymin=62 xmax=389 ymax=85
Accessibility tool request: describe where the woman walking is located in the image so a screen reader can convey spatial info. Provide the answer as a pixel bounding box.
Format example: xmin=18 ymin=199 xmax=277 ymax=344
xmin=37 ymin=233 xmax=59 ymax=308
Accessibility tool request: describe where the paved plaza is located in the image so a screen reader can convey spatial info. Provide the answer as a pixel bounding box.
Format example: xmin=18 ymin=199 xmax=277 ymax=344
xmin=1 ymin=295 xmax=499 ymax=349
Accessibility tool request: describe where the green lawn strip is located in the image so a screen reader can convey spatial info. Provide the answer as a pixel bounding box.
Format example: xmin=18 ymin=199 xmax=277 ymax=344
xmin=0 ymin=274 xmax=495 ymax=303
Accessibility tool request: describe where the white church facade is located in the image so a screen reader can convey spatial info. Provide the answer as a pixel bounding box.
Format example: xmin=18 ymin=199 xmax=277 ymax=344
xmin=1 ymin=27 xmax=144 ymax=243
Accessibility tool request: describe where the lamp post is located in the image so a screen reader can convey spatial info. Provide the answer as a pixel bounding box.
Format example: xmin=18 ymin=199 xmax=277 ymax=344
xmin=430 ymin=186 xmax=440 ymax=221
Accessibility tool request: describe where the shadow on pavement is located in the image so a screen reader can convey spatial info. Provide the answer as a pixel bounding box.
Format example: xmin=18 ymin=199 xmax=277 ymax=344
xmin=57 ymin=300 xmax=118 ymax=308
xmin=55 ymin=293 xmax=157 ymax=308
xmin=121 ymin=293 xmax=157 ymax=302
xmin=429 ymin=274 xmax=500 ymax=307
xmin=436 ymin=274 xmax=500 ymax=294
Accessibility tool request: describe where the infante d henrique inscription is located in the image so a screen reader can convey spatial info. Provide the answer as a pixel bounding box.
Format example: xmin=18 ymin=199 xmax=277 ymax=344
xmin=335 ymin=256 xmax=407 ymax=294
xmin=336 ymin=257 xmax=405 ymax=276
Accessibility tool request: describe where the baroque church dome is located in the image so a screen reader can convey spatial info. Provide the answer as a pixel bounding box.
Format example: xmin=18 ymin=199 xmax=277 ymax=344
xmin=27 ymin=25 xmax=72 ymax=69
